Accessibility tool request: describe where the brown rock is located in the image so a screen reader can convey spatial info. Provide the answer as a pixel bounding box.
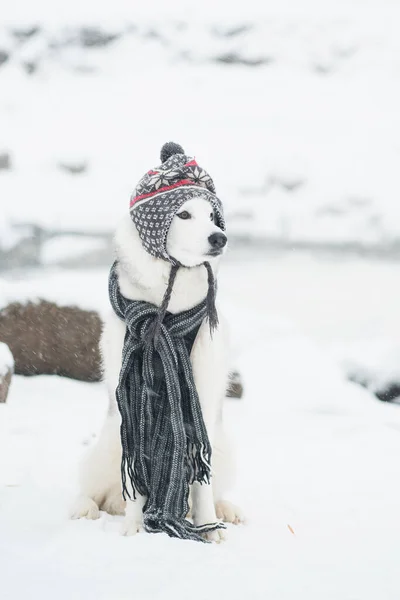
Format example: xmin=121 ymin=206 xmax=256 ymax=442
xmin=0 ymin=301 xmax=102 ymax=381
xmin=0 ymin=367 xmax=12 ymax=403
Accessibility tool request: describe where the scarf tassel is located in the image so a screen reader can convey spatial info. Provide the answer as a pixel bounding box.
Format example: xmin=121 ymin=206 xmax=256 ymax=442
xmin=144 ymin=512 xmax=226 ymax=543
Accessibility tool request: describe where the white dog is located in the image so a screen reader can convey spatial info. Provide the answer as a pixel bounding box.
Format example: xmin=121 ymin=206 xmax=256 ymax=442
xmin=71 ymin=196 xmax=244 ymax=542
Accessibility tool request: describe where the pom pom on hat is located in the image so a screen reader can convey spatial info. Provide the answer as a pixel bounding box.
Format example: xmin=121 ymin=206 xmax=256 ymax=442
xmin=160 ymin=141 xmax=185 ymax=163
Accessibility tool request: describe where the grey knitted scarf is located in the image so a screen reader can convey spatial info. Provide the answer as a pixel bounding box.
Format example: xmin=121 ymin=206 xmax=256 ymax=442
xmin=109 ymin=261 xmax=225 ymax=542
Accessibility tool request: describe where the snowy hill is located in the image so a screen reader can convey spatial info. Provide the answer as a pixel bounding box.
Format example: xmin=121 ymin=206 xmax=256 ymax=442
xmin=1 ymin=0 xmax=400 ymax=255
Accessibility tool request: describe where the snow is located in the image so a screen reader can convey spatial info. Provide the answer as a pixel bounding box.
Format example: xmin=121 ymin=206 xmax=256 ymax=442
xmin=0 ymin=218 xmax=31 ymax=252
xmin=0 ymin=341 xmax=13 ymax=376
xmin=1 ymin=1 xmax=400 ymax=250
xmin=1 ymin=2 xmax=400 ymax=596
xmin=40 ymin=235 xmax=107 ymax=265
xmin=1 ymin=260 xmax=400 ymax=599
xmin=0 ymin=268 xmax=110 ymax=314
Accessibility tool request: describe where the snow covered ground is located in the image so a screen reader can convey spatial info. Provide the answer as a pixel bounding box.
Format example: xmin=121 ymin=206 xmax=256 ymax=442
xmin=1 ymin=255 xmax=400 ymax=599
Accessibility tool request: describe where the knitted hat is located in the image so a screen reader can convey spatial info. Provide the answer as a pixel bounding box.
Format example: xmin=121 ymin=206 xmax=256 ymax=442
xmin=130 ymin=142 xmax=225 ymax=263
xmin=128 ymin=142 xmax=225 ymax=344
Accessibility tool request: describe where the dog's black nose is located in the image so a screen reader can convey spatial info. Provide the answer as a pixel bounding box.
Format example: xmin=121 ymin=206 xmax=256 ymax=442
xmin=208 ymin=232 xmax=227 ymax=249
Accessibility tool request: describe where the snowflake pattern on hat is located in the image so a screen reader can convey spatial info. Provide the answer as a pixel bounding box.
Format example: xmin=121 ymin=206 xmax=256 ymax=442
xmin=185 ymin=164 xmax=216 ymax=192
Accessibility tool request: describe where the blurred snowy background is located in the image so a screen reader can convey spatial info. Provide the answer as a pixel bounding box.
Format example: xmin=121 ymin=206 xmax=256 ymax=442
xmin=1 ymin=1 xmax=400 ymax=599
xmin=1 ymin=0 xmax=400 ymax=256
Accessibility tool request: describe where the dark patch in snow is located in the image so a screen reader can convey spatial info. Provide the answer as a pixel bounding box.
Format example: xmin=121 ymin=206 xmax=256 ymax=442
xmin=11 ymin=25 xmax=40 ymax=42
xmin=313 ymin=63 xmax=335 ymax=75
xmin=0 ymin=152 xmax=11 ymax=170
xmin=0 ymin=50 xmax=9 ymax=67
xmin=268 ymin=175 xmax=305 ymax=192
xmin=58 ymin=160 xmax=88 ymax=175
xmin=214 ymin=53 xmax=272 ymax=67
xmin=79 ymin=28 xmax=120 ymax=48
xmin=22 ymin=61 xmax=37 ymax=75
xmin=227 ymin=371 xmax=244 ymax=399
xmin=348 ymin=374 xmax=400 ymax=404
xmin=213 ymin=24 xmax=253 ymax=38
xmin=375 ymin=384 xmax=400 ymax=403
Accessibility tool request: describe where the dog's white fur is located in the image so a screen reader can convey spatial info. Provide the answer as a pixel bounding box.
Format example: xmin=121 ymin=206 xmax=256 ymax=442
xmin=71 ymin=198 xmax=243 ymax=542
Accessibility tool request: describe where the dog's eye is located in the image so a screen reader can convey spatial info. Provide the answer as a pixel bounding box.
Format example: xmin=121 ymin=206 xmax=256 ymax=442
xmin=177 ymin=211 xmax=191 ymax=220
xmin=210 ymin=212 xmax=214 ymax=222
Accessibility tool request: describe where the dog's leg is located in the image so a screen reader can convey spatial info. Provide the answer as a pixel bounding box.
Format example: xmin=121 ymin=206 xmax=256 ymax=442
xmin=190 ymin=317 xmax=230 ymax=542
xmin=101 ymin=484 xmax=126 ymax=516
xmin=70 ymin=413 xmax=122 ymax=520
xmin=212 ymin=425 xmax=245 ymax=525
xmin=71 ymin=313 xmax=127 ymax=521
xmin=121 ymin=495 xmax=146 ymax=536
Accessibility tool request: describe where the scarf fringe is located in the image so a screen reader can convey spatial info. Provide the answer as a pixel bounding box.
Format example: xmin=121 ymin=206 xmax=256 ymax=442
xmin=121 ymin=453 xmax=147 ymax=501
xmin=187 ymin=441 xmax=212 ymax=485
xmin=143 ymin=511 xmax=226 ymax=543
xmin=122 ymin=441 xmax=213 ymax=501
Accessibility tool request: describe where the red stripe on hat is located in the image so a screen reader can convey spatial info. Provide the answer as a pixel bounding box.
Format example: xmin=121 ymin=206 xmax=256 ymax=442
xmin=130 ymin=179 xmax=195 ymax=208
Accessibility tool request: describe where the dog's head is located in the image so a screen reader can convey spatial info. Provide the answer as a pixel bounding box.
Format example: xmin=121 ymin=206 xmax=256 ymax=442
xmin=166 ymin=197 xmax=228 ymax=267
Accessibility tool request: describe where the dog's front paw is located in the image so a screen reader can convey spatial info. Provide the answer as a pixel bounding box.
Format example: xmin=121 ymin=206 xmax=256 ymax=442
xmin=120 ymin=516 xmax=143 ymax=536
xmin=70 ymin=495 xmax=100 ymax=520
xmin=215 ymin=500 xmax=245 ymax=525
xmin=202 ymin=527 xmax=226 ymax=543
xmin=121 ymin=497 xmax=146 ymax=536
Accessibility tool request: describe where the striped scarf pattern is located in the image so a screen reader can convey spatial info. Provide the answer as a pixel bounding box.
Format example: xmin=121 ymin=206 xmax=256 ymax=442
xmin=108 ymin=262 xmax=225 ymax=541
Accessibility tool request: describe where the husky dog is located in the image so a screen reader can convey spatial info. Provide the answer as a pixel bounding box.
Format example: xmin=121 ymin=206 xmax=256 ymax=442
xmin=71 ymin=151 xmax=244 ymax=543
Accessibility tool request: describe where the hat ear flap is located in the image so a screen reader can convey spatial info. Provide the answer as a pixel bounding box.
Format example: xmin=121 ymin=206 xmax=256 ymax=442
xmin=209 ymin=199 xmax=225 ymax=231
xmin=206 ymin=179 xmax=216 ymax=195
